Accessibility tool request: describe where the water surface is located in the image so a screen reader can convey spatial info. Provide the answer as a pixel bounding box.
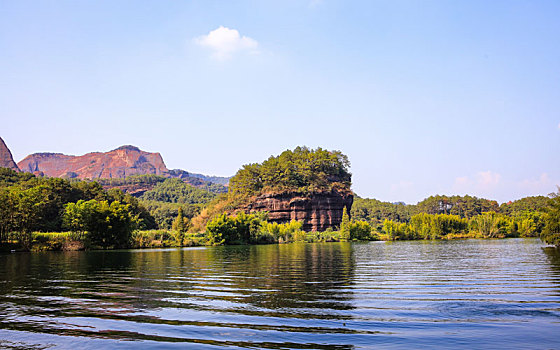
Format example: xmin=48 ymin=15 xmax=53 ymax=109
xmin=0 ymin=239 xmax=559 ymax=349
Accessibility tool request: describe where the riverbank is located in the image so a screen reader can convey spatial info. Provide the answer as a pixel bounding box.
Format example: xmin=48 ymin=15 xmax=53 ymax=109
xmin=0 ymin=228 xmax=536 ymax=252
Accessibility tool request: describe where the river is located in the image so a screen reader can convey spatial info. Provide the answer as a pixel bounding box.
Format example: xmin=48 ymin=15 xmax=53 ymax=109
xmin=0 ymin=239 xmax=559 ymax=349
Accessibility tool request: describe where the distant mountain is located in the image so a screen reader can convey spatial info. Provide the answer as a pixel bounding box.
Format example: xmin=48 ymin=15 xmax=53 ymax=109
xmin=16 ymin=144 xmax=230 ymax=189
xmin=0 ymin=137 xmax=20 ymax=172
xmin=18 ymin=145 xmax=168 ymax=179
xmin=166 ymin=169 xmax=230 ymax=186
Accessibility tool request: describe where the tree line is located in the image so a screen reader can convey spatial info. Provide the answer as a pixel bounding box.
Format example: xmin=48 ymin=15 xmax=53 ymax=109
xmin=0 ymin=168 xmax=155 ymax=248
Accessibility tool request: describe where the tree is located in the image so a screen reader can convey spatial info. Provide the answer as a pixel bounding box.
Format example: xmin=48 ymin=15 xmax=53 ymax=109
xmin=172 ymin=207 xmax=190 ymax=245
xmin=473 ymin=212 xmax=500 ymax=238
xmin=340 ymin=207 xmax=350 ymax=241
xmin=541 ymin=188 xmax=560 ymax=247
xmin=205 ymin=214 xmax=236 ymax=245
xmin=63 ymin=200 xmax=137 ymax=248
xmin=348 ymin=220 xmax=372 ymax=240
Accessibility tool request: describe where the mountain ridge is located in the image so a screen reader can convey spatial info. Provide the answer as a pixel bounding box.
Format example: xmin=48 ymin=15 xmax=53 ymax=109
xmin=12 ymin=143 xmax=229 ymax=190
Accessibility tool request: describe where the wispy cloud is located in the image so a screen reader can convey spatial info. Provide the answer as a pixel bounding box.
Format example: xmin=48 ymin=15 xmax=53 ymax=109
xmin=194 ymin=26 xmax=258 ymax=61
xmin=453 ymin=171 xmax=557 ymax=201
xmin=476 ymin=170 xmax=501 ymax=186
xmin=454 ymin=171 xmax=501 ymax=189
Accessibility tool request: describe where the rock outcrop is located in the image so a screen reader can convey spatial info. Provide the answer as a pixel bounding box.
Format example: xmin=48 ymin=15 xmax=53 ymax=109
xmin=0 ymin=137 xmax=20 ymax=171
xmin=18 ymin=145 xmax=167 ymax=179
xmin=247 ymin=190 xmax=353 ymax=232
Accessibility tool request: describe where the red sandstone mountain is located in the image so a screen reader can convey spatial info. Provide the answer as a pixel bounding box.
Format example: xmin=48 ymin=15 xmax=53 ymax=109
xmin=18 ymin=145 xmax=168 ymax=179
xmin=0 ymin=137 xmax=20 ymax=172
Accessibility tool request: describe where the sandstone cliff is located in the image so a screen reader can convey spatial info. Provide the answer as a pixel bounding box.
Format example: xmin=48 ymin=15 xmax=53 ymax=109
xmin=18 ymin=145 xmax=167 ymax=179
xmin=0 ymin=137 xmax=20 ymax=171
xmin=247 ymin=190 xmax=353 ymax=232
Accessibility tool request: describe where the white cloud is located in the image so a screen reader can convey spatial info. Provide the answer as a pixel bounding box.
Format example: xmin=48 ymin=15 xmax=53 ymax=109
xmin=476 ymin=171 xmax=501 ymax=186
xmin=519 ymin=173 xmax=552 ymax=191
xmin=558 ymin=122 xmax=560 ymax=130
xmin=194 ymin=26 xmax=258 ymax=60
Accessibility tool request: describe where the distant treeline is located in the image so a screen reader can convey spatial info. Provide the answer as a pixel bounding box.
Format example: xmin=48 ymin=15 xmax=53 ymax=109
xmin=352 ymin=194 xmax=555 ymax=240
xmin=97 ymin=174 xmax=227 ymax=194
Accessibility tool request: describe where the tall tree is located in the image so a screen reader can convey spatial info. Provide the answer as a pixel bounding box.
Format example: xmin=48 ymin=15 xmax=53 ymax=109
xmin=541 ymin=188 xmax=560 ymax=247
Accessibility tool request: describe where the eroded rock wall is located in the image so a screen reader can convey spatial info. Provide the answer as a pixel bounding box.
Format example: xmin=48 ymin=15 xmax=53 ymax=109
xmin=248 ymin=191 xmax=353 ymax=232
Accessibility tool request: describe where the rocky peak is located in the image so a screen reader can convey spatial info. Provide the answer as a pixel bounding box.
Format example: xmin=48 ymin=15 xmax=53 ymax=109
xmin=0 ymin=137 xmax=20 ymax=171
xmin=17 ymin=145 xmax=168 ymax=179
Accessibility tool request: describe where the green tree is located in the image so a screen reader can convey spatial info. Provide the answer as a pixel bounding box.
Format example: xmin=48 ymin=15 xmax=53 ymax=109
xmin=541 ymin=189 xmax=560 ymax=247
xmin=348 ymin=220 xmax=372 ymax=240
xmin=63 ymin=200 xmax=137 ymax=248
xmin=472 ymin=212 xmax=500 ymax=238
xmin=340 ymin=207 xmax=351 ymax=241
xmin=172 ymin=207 xmax=190 ymax=245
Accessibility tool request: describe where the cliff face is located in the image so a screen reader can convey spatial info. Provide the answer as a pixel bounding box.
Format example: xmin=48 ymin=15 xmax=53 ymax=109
xmin=0 ymin=137 xmax=20 ymax=171
xmin=17 ymin=145 xmax=168 ymax=179
xmin=247 ymin=190 xmax=353 ymax=232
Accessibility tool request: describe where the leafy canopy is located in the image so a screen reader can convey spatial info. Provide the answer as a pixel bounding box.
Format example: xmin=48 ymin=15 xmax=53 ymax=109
xmin=229 ymin=146 xmax=351 ymax=198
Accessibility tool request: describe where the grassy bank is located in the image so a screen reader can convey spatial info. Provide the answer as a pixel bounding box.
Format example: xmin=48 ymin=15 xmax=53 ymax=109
xmin=0 ymin=229 xmax=508 ymax=252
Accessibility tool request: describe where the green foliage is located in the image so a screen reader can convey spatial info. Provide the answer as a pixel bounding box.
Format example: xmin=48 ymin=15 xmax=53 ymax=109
xmin=351 ymin=197 xmax=413 ymax=230
xmin=348 ymin=220 xmax=372 ymax=240
xmin=541 ymin=189 xmax=560 ymax=247
xmin=141 ymin=178 xmax=216 ymax=204
xmin=106 ymin=189 xmax=157 ymax=229
xmin=384 ymin=213 xmax=468 ymax=240
xmin=500 ymin=196 xmax=550 ymax=216
xmin=415 ymin=195 xmax=499 ymax=218
xmin=139 ymin=200 xmax=200 ymax=229
xmin=339 ymin=207 xmax=351 ymax=241
xmin=229 ymin=146 xmax=351 ymax=198
xmin=172 ymin=207 xmax=190 ymax=245
xmin=0 ymin=168 xmax=156 ymax=242
xmin=470 ymin=212 xmax=501 ymax=238
xmin=205 ymin=210 xmax=373 ymax=246
xmin=355 ymin=193 xmax=550 ymax=241
xmin=205 ymin=213 xmax=258 ymax=245
xmin=383 ymin=219 xmax=411 ymax=240
xmin=97 ymin=174 xmax=167 ymax=187
xmin=260 ymin=220 xmax=305 ymax=243
xmin=63 ymin=199 xmax=136 ymax=248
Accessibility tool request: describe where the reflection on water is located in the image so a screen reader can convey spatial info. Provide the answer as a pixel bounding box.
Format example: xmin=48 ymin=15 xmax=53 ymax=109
xmin=0 ymin=240 xmax=559 ymax=349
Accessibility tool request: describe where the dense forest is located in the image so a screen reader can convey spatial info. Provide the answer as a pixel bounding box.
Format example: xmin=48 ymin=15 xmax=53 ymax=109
xmin=0 ymin=168 xmax=156 ymax=249
xmin=229 ymin=146 xmax=352 ymax=198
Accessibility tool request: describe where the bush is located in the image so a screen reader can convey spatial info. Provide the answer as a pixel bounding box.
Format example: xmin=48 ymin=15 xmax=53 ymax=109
xmin=63 ymin=199 xmax=137 ymax=248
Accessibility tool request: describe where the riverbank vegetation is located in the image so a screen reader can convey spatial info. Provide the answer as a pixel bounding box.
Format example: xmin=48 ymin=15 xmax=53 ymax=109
xmin=1 ymin=163 xmax=559 ymax=251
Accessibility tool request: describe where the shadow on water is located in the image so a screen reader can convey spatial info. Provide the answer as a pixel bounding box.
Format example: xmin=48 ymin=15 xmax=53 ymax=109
xmin=0 ymin=243 xmax=357 ymax=349
xmin=542 ymin=246 xmax=560 ymax=280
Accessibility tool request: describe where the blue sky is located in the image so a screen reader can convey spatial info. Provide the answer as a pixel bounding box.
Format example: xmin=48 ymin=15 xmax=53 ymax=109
xmin=1 ymin=0 xmax=559 ymax=204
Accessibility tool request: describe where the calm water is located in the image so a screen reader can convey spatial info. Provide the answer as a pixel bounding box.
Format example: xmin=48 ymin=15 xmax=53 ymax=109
xmin=0 ymin=239 xmax=559 ymax=349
